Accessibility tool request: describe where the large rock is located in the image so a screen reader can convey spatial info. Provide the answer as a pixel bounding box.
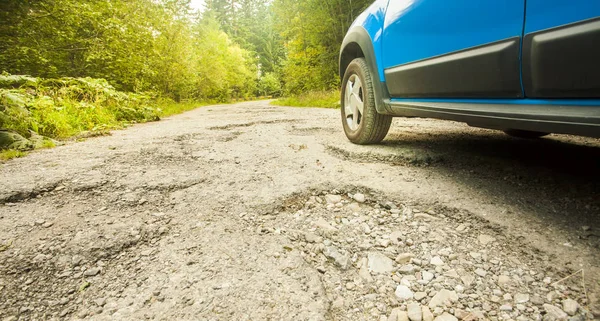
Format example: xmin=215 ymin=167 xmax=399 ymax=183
xmin=428 ymin=289 xmax=458 ymax=308
xmin=368 ymin=252 xmax=394 ymax=274
xmin=407 ymin=303 xmax=422 ymax=321
xmin=323 ymin=246 xmax=350 ymax=270
xmin=395 ymin=285 xmax=414 ymax=301
xmin=543 ymin=304 xmax=568 ymax=321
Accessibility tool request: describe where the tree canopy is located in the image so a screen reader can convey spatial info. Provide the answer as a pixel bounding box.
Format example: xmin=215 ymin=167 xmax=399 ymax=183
xmin=0 ymin=0 xmax=374 ymax=99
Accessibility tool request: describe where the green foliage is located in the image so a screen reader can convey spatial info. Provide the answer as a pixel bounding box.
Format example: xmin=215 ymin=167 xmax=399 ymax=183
xmin=0 ymin=149 xmax=27 ymax=160
xmin=271 ymin=90 xmax=340 ymax=109
xmin=0 ymin=0 xmax=258 ymax=101
xmin=258 ymin=73 xmax=282 ymax=97
xmin=272 ymin=0 xmax=372 ymax=95
xmin=0 ymin=75 xmax=165 ymax=142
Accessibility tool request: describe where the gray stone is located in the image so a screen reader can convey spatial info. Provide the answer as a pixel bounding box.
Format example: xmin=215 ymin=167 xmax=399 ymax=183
xmin=368 ymin=252 xmax=394 ymax=274
xmin=422 ymin=271 xmax=434 ymax=282
xmin=430 ymin=256 xmax=444 ymax=266
xmin=407 ymin=303 xmax=422 ymax=321
xmin=353 ymin=193 xmax=366 ymax=203
xmin=474 ymin=268 xmax=487 ymax=277
xmin=433 ymin=312 xmax=458 ymax=321
xmin=415 ymin=292 xmax=427 ymax=301
xmin=515 ymin=293 xmax=530 ymax=303
xmin=543 ymin=304 xmax=569 ymax=321
xmin=561 ymin=299 xmax=579 ymax=316
xmin=84 ymin=267 xmax=101 ymax=277
xmin=500 ymin=304 xmax=513 ymax=311
xmin=428 ymin=289 xmax=458 ymax=308
xmin=314 ymin=218 xmax=337 ymax=232
xmin=396 ymin=253 xmax=414 ymax=264
xmin=395 ymin=285 xmax=414 ymax=301
xmin=498 ymin=275 xmax=511 ymax=286
xmin=444 ymin=269 xmax=459 ymax=279
xmin=94 ymin=297 xmax=106 ymax=306
xmin=323 ymin=246 xmax=350 ymax=270
xmin=399 ymin=264 xmax=416 ymax=274
xmin=478 ymin=234 xmax=496 ymax=245
xmin=325 ymin=194 xmax=342 ymax=204
xmin=422 ymin=306 xmax=434 ymax=321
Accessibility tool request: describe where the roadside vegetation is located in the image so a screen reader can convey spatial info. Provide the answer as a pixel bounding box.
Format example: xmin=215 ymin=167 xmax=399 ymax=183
xmin=271 ymin=91 xmax=341 ymax=109
xmin=0 ymin=0 xmax=373 ymax=157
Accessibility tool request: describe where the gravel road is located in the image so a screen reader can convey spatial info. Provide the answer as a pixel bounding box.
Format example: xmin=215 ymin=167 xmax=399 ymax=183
xmin=1 ymin=101 xmax=599 ymax=320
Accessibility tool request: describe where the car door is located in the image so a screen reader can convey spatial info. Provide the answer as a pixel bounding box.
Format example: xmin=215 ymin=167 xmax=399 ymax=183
xmin=522 ymin=0 xmax=600 ymax=98
xmin=381 ymin=0 xmax=525 ymax=99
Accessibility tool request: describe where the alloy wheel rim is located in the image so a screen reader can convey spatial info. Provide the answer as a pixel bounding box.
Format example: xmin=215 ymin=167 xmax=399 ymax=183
xmin=344 ymin=74 xmax=364 ymax=131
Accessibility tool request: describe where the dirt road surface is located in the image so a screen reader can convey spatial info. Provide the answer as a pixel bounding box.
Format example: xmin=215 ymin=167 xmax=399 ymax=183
xmin=1 ymin=101 xmax=599 ymax=320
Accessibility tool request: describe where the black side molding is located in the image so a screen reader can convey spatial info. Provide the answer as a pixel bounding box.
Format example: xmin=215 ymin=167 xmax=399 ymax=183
xmin=384 ymin=38 xmax=522 ymax=98
xmin=523 ymin=18 xmax=600 ymax=98
xmin=384 ymin=100 xmax=600 ymax=138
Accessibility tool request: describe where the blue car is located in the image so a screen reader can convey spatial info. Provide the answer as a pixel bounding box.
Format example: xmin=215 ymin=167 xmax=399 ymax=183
xmin=339 ymin=0 xmax=600 ymax=144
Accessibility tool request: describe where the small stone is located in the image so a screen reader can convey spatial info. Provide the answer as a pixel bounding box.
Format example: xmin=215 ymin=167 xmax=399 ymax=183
xmin=478 ymin=234 xmax=496 ymax=245
xmin=422 ymin=271 xmax=434 ymax=282
xmin=332 ymin=297 xmax=345 ymax=309
xmin=408 ymin=303 xmax=422 ymax=321
xmin=422 ymin=306 xmax=434 ymax=321
xmin=454 ymin=309 xmax=469 ymax=320
xmin=474 ymin=268 xmax=487 ymax=277
xmin=84 ymin=267 xmax=101 ymax=277
xmin=430 ymin=256 xmax=444 ymax=266
xmin=515 ymin=293 xmax=529 ymax=304
xmin=77 ymin=310 xmax=88 ymax=318
xmin=315 ymin=218 xmax=337 ymax=232
xmin=498 ymin=275 xmax=511 ymax=286
xmin=395 ymin=285 xmax=414 ymax=301
xmin=34 ymin=219 xmax=45 ymax=225
xmin=94 ymin=297 xmax=106 ymax=306
xmin=543 ymin=304 xmax=569 ymax=321
xmin=561 ymin=299 xmax=579 ymax=316
xmin=500 ymin=304 xmax=513 ymax=311
xmin=415 ymin=292 xmax=427 ymax=301
xmin=325 ymin=194 xmax=342 ymax=204
xmin=389 ymin=308 xmax=401 ymax=321
xmin=461 ymin=274 xmax=475 ymax=287
xmin=428 ymin=289 xmax=458 ymax=308
xmin=368 ymin=252 xmax=394 ymax=274
xmin=323 ymin=246 xmax=350 ymax=270
xmin=399 ymin=264 xmax=416 ymax=274
xmin=396 ymin=253 xmax=414 ymax=264
xmin=42 ymin=222 xmax=54 ymax=228
xmin=434 ymin=312 xmax=458 ymax=321
xmin=353 ymin=193 xmax=366 ymax=203
xmin=397 ymin=311 xmax=409 ymax=321
xmin=444 ymin=269 xmax=459 ymax=279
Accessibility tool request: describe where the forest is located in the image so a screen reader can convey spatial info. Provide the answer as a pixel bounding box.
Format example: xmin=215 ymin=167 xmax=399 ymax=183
xmin=0 ymin=0 xmax=372 ymax=156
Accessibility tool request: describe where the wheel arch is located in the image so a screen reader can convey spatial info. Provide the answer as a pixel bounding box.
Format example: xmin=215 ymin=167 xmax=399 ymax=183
xmin=340 ymin=26 xmax=390 ymax=114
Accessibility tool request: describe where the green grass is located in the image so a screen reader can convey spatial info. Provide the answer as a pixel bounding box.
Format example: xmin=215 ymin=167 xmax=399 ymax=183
xmin=158 ymin=100 xmax=209 ymax=117
xmin=0 ymin=149 xmax=27 ymax=160
xmin=0 ymin=75 xmax=215 ymax=158
xmin=271 ymin=90 xmax=340 ymax=109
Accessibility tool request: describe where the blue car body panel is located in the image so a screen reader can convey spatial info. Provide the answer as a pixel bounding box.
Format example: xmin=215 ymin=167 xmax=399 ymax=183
xmin=339 ymin=0 xmax=600 ymax=137
xmin=350 ymin=0 xmax=390 ymax=82
xmin=524 ymin=0 xmax=600 ymax=34
xmin=381 ymin=0 xmax=525 ymax=69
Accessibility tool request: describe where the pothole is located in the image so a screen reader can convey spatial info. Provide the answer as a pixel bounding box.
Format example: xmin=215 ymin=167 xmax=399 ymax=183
xmin=248 ymin=188 xmax=594 ymax=321
xmin=326 ymin=145 xmax=444 ymax=167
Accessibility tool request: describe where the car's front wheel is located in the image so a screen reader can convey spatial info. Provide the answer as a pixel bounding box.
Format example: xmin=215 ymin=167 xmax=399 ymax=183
xmin=341 ymin=58 xmax=392 ymax=145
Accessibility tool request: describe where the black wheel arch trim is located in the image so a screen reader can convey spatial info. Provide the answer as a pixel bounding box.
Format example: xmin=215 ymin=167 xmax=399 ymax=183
xmin=340 ymin=26 xmax=391 ymax=114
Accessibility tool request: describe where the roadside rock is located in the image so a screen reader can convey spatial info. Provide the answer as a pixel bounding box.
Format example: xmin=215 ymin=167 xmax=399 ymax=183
xmin=325 ymin=194 xmax=342 ymax=204
xmin=407 ymin=302 xmax=422 ymax=321
xmin=395 ymin=285 xmax=414 ymax=301
xmin=429 ymin=289 xmax=458 ymax=308
xmin=323 ymin=246 xmax=350 ymax=270
xmin=543 ymin=304 xmax=569 ymax=321
xmin=353 ymin=193 xmax=366 ymax=203
xmin=561 ymin=299 xmax=579 ymax=316
xmin=368 ymin=252 xmax=394 ymax=274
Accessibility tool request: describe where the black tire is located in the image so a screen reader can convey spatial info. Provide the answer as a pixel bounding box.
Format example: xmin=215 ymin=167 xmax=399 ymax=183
xmin=341 ymin=58 xmax=392 ymax=145
xmin=503 ymin=129 xmax=550 ymax=139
